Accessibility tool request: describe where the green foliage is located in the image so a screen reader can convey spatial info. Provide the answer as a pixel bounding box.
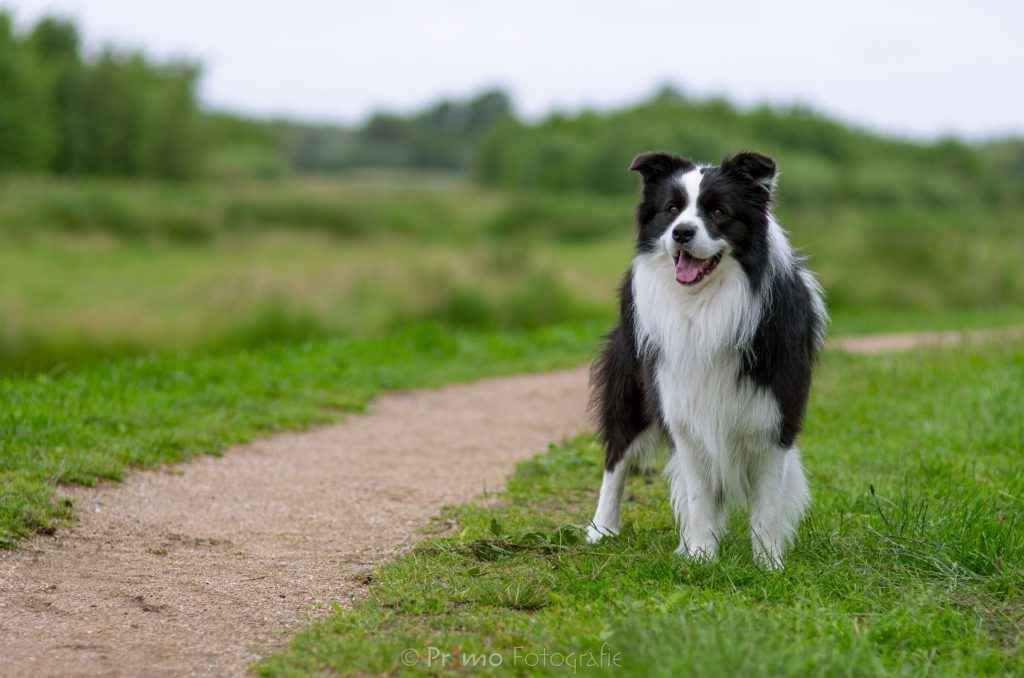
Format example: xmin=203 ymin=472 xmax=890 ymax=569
xmin=70 ymin=50 xmax=201 ymax=178
xmin=0 ymin=175 xmax=510 ymax=243
xmin=257 ymin=341 xmax=1024 ymax=676
xmin=201 ymin=113 xmax=289 ymax=179
xmin=0 ymin=11 xmax=201 ymax=179
xmin=982 ymin=138 xmax=1024 ymax=180
xmin=28 ymin=16 xmax=81 ymax=174
xmin=279 ymin=89 xmax=514 ymax=172
xmin=476 ymin=91 xmax=1024 ymax=209
xmin=0 ymin=13 xmax=55 ymax=171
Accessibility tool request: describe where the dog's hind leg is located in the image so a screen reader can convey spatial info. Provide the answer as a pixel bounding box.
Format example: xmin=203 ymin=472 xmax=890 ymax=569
xmin=585 ymin=323 xmax=656 ymax=544
xmin=749 ymin=446 xmax=810 ymax=568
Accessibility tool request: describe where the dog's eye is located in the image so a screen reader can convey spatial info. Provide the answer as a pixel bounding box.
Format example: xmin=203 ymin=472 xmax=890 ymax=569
xmin=712 ymin=208 xmax=726 ymax=220
xmin=666 ymin=204 xmax=680 ymax=216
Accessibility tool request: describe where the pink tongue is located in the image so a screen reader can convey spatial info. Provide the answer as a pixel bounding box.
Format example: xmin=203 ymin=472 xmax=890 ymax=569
xmin=675 ymin=253 xmax=705 ymax=284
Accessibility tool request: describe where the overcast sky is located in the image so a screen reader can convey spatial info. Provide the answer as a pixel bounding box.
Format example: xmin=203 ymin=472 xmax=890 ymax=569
xmin=7 ymin=0 xmax=1023 ymax=139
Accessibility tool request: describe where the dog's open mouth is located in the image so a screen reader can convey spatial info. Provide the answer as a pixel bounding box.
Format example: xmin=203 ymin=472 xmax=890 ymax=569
xmin=673 ymin=251 xmax=722 ymax=285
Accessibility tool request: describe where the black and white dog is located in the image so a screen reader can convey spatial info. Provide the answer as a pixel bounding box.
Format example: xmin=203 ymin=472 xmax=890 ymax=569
xmin=585 ymin=151 xmax=826 ymax=568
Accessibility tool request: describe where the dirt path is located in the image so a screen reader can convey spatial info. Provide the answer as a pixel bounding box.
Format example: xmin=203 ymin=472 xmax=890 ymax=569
xmin=1 ymin=325 xmax=1021 ymax=677
xmin=0 ymin=369 xmax=591 ymax=677
xmin=829 ymin=325 xmax=1024 ymax=354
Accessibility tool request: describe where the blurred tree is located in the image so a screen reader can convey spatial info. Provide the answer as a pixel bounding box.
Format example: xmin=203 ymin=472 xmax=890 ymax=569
xmin=146 ymin=60 xmax=202 ymax=179
xmin=70 ymin=50 xmax=201 ymax=178
xmin=28 ymin=16 xmax=82 ymax=173
xmin=0 ymin=14 xmax=201 ymax=179
xmin=464 ymin=89 xmax=514 ymax=134
xmin=0 ymin=12 xmax=55 ymax=171
xmin=281 ymin=88 xmax=515 ymax=172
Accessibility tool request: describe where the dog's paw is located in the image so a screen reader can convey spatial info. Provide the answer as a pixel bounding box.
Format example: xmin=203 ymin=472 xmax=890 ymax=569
xmin=584 ymin=523 xmax=618 ymax=544
xmin=754 ymin=553 xmax=784 ymax=570
xmin=752 ymin=543 xmax=785 ymax=570
xmin=751 ymin=530 xmax=786 ymax=570
xmin=675 ymin=538 xmax=719 ymax=561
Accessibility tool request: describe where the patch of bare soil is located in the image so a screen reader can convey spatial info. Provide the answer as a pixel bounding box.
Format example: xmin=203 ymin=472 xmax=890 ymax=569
xmin=829 ymin=325 xmax=1024 ymax=354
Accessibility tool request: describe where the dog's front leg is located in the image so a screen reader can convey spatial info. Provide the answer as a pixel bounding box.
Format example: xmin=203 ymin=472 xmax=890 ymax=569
xmin=585 ymin=461 xmax=628 ymax=543
xmin=666 ymin=434 xmax=723 ymax=560
xmin=586 ymin=425 xmax=665 ymax=543
xmin=749 ymin=446 xmax=810 ymax=569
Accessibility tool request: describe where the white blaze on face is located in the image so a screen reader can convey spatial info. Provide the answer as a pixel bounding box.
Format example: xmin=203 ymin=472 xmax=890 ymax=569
xmin=661 ymin=167 xmax=724 ymax=260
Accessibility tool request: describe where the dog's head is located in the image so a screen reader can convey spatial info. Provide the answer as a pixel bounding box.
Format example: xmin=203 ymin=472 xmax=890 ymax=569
xmin=630 ymin=151 xmax=778 ymax=286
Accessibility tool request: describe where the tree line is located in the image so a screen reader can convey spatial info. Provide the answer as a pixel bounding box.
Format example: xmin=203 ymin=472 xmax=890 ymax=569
xmin=476 ymin=87 xmax=1024 ymax=207
xmin=1 ymin=12 xmax=1021 ymax=197
xmin=0 ymin=13 xmax=201 ymax=178
xmin=0 ymin=12 xmax=514 ymax=180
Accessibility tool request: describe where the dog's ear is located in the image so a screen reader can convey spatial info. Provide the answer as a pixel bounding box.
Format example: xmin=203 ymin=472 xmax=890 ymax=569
xmin=721 ymin=151 xmax=778 ymax=193
xmin=629 ymin=151 xmax=686 ymax=182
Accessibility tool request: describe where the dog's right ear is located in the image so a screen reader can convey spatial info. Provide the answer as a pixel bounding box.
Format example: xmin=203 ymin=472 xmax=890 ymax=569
xmin=629 ymin=151 xmax=686 ymax=182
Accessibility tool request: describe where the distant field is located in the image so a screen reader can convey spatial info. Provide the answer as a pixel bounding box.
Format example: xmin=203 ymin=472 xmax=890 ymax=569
xmin=0 ymin=175 xmax=1022 ymax=374
xmin=0 ymin=235 xmax=609 ymax=373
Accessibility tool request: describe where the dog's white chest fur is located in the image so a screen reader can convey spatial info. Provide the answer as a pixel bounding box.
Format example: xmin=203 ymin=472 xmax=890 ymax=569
xmin=631 ymin=252 xmax=780 ymax=500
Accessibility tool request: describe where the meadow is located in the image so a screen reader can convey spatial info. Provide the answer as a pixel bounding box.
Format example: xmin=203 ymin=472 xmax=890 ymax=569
xmin=3 ymin=13 xmax=1022 ymax=676
xmin=2 ymin=173 xmax=1022 ymax=375
xmin=258 ymin=339 xmax=1024 ymax=676
xmin=2 ymin=168 xmax=1022 ymax=547
xmin=0 ymin=159 xmax=1021 ymax=678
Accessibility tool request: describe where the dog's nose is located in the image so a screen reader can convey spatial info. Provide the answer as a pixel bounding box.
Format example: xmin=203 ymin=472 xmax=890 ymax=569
xmin=672 ymin=226 xmax=696 ymax=243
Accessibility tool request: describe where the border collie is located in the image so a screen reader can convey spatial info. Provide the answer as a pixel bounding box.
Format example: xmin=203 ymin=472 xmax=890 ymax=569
xmin=585 ymin=151 xmax=827 ymax=568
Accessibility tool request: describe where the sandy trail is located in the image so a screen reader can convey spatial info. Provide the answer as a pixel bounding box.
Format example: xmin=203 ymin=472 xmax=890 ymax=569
xmin=0 ymin=369 xmax=591 ymax=677
xmin=1 ymin=325 xmax=1020 ymax=677
xmin=829 ymin=325 xmax=1024 ymax=354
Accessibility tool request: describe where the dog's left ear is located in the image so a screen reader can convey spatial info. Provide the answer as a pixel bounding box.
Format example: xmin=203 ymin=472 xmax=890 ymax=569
xmin=629 ymin=151 xmax=686 ymax=182
xmin=721 ymin=152 xmax=777 ymax=193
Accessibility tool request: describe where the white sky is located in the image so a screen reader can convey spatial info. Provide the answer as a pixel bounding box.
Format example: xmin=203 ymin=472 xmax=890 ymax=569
xmin=7 ymin=0 xmax=1023 ymax=139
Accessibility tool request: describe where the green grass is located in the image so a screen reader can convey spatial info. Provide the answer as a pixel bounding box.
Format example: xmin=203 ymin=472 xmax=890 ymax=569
xmin=1 ymin=171 xmax=1020 ymax=672
xmin=0 ymin=321 xmax=603 ymax=546
xmin=0 ymin=174 xmax=507 ymax=243
xmin=0 ymin=235 xmax=608 ymax=374
xmin=827 ymin=306 xmax=1024 ymax=337
xmin=257 ymin=340 xmax=1024 ymax=676
xmin=1 ymin=176 xmax=1023 ymax=374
